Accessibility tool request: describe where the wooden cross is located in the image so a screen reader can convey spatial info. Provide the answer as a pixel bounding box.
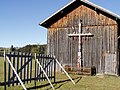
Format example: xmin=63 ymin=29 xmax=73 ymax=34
xmin=68 ymin=20 xmax=94 ymax=68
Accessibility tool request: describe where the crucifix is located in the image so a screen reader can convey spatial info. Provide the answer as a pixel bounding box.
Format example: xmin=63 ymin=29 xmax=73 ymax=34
xmin=68 ymin=20 xmax=94 ymax=68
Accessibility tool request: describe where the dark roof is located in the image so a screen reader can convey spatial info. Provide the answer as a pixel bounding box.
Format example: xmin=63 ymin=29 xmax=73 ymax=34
xmin=40 ymin=0 xmax=120 ymax=28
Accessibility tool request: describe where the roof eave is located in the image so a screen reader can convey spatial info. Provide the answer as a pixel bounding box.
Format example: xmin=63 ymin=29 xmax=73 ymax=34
xmin=82 ymin=0 xmax=120 ymax=19
xmin=40 ymin=0 xmax=120 ymax=28
xmin=39 ymin=0 xmax=77 ymax=28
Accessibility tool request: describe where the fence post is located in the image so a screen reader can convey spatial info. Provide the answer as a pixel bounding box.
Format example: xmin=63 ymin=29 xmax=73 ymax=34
xmin=54 ymin=58 xmax=56 ymax=83
xmin=4 ymin=51 xmax=6 ymax=90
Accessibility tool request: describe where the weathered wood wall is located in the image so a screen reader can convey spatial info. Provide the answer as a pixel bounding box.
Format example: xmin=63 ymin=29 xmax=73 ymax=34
xmin=47 ymin=5 xmax=118 ymax=74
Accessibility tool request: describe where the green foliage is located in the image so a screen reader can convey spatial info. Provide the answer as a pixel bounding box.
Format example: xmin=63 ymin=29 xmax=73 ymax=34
xmin=0 ymin=48 xmax=9 ymax=56
xmin=16 ymin=44 xmax=47 ymax=55
xmin=10 ymin=45 xmax=15 ymax=52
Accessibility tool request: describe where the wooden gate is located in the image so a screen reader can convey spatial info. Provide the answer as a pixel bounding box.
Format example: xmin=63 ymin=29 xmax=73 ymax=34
xmin=1 ymin=52 xmax=56 ymax=90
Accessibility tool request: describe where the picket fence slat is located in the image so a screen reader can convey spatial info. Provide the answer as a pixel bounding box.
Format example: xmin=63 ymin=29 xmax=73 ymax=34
xmin=12 ymin=52 xmax=15 ymax=86
xmin=8 ymin=52 xmax=11 ymax=87
xmin=20 ymin=54 xmax=23 ymax=79
xmin=16 ymin=52 xmax=19 ymax=85
xmin=30 ymin=57 xmax=32 ymax=83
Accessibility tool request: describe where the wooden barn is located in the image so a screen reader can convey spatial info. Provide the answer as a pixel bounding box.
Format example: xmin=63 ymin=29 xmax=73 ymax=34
xmin=40 ymin=0 xmax=120 ymax=75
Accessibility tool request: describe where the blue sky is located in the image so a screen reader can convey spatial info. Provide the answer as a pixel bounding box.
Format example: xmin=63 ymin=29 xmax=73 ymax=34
xmin=0 ymin=0 xmax=120 ymax=47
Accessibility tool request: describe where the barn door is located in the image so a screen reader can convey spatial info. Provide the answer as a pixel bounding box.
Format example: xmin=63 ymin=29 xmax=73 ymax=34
xmin=105 ymin=53 xmax=116 ymax=75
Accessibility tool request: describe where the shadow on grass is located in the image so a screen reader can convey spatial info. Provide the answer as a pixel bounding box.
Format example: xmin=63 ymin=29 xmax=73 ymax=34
xmin=27 ymin=77 xmax=82 ymax=90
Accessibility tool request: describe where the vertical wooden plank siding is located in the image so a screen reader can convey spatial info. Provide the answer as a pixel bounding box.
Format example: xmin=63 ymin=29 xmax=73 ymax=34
xmin=47 ymin=5 xmax=118 ymax=74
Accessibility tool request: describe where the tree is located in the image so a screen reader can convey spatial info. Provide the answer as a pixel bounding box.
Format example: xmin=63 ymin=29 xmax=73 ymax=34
xmin=10 ymin=45 xmax=15 ymax=52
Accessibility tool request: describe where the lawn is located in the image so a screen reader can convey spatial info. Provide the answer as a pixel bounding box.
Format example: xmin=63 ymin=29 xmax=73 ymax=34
xmin=0 ymin=57 xmax=120 ymax=90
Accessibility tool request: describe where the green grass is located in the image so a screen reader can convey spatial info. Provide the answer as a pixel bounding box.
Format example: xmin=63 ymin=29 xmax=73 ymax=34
xmin=0 ymin=57 xmax=120 ymax=90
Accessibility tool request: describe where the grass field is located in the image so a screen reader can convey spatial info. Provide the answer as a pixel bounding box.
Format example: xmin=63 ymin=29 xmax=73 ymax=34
xmin=0 ymin=57 xmax=120 ymax=90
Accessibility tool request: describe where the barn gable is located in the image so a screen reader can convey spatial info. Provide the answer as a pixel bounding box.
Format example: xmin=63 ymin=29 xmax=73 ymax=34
xmin=40 ymin=0 xmax=120 ymax=75
xmin=40 ymin=0 xmax=120 ymax=28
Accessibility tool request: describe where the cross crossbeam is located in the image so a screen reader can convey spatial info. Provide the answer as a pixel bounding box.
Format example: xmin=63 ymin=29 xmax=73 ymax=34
xmin=68 ymin=20 xmax=94 ymax=68
xmin=68 ymin=33 xmax=94 ymax=37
